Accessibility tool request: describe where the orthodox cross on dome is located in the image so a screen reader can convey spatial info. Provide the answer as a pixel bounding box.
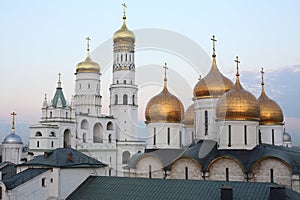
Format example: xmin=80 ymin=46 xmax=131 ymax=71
xmin=163 ymin=62 xmax=168 ymax=84
xmin=211 ymin=35 xmax=217 ymax=57
xmin=86 ymin=37 xmax=91 ymax=56
xmin=122 ymin=3 xmax=127 ymax=19
xmin=198 ymin=74 xmax=202 ymax=80
xmin=234 ymin=56 xmax=240 ymax=76
xmin=10 ymin=112 xmax=17 ymax=133
xmin=260 ymin=67 xmax=265 ymax=85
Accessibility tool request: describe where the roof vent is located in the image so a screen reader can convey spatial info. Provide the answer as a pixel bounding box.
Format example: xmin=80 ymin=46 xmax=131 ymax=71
xmin=68 ymin=153 xmax=73 ymax=162
xmin=221 ymin=185 xmax=232 ymax=200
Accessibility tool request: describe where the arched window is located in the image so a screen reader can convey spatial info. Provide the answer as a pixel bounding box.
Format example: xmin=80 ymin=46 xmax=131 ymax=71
xmin=132 ymin=95 xmax=135 ymax=105
xmin=83 ymin=133 xmax=86 ymax=143
xmin=93 ymin=123 xmax=103 ymax=143
xmin=108 ymin=134 xmax=112 ymax=143
xmin=185 ymin=167 xmax=188 ymax=180
xmin=35 ymin=132 xmax=42 ymax=137
xmin=204 ymin=110 xmax=208 ymax=135
xmin=226 ymin=168 xmax=229 ymax=181
xmin=167 ymin=128 xmax=170 ymax=145
xmin=66 ymin=112 xmax=68 ymax=119
xmin=123 ymin=80 xmax=127 ymax=84
xmin=81 ymin=119 xmax=89 ymax=130
xmin=244 ymin=125 xmax=247 ymax=145
xmin=270 ymin=169 xmax=274 ymax=183
xmin=122 ymin=151 xmax=130 ymax=164
xmin=64 ymin=129 xmax=71 ymax=148
xmin=123 ymin=94 xmax=128 ymax=105
xmin=37 ymin=141 xmax=40 ymax=147
xmin=116 ymin=80 xmax=119 ymax=84
xmin=50 ymin=111 xmax=52 ymax=118
xmin=115 ymin=94 xmax=118 ymax=105
xmin=88 ymin=83 xmax=90 ymax=89
xmin=259 ymin=130 xmax=262 ymax=144
xmin=121 ymin=54 xmax=123 ymax=61
xmin=51 ymin=141 xmax=54 ymax=148
xmin=107 ymin=121 xmax=113 ymax=130
xmin=149 ymin=165 xmax=152 ymax=179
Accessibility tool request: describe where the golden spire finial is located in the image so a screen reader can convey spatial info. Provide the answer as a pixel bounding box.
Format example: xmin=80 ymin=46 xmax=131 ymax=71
xmin=260 ymin=67 xmax=264 ymax=86
xmin=86 ymin=37 xmax=91 ymax=57
xmin=58 ymin=73 xmax=61 ymax=83
xmin=211 ymin=35 xmax=217 ymax=57
xmin=198 ymin=74 xmax=202 ymax=80
xmin=10 ymin=112 xmax=17 ymax=134
xmin=122 ymin=3 xmax=127 ymax=20
xmin=163 ymin=62 xmax=168 ymax=86
xmin=234 ymin=56 xmax=240 ymax=76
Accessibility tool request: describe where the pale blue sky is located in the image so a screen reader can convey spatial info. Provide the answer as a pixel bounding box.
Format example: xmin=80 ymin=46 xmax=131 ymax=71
xmin=0 ymin=1 xmax=299 ymax=143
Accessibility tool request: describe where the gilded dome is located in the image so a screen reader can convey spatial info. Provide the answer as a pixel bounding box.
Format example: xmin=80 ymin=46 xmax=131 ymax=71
xmin=113 ymin=18 xmax=135 ymax=43
xmin=216 ymin=65 xmax=260 ymax=121
xmin=258 ymin=70 xmax=283 ymax=125
xmin=193 ymin=55 xmax=233 ymax=99
xmin=76 ymin=55 xmax=101 ymax=74
xmin=183 ymin=104 xmax=194 ymax=126
xmin=145 ymin=85 xmax=184 ymax=124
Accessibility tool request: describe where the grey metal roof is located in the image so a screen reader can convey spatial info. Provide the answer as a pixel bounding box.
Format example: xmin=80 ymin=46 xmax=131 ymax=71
xmin=18 ymin=148 xmax=107 ymax=168
xmin=176 ymin=140 xmax=300 ymax=174
xmin=66 ymin=176 xmax=300 ymax=200
xmin=0 ymin=162 xmax=16 ymax=180
xmin=2 ymin=168 xmax=49 ymax=190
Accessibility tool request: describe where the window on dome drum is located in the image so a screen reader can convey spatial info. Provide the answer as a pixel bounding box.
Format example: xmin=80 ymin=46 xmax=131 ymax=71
xmin=167 ymin=128 xmax=170 ymax=145
xmin=108 ymin=134 xmax=112 ymax=143
xmin=123 ymin=94 xmax=128 ymax=105
xmin=50 ymin=111 xmax=52 ymax=118
xmin=88 ymin=108 xmax=90 ymax=113
xmin=93 ymin=123 xmax=103 ymax=143
xmin=259 ymin=130 xmax=262 ymax=144
xmin=228 ymin=125 xmax=231 ymax=147
xmin=42 ymin=178 xmax=46 ymax=187
xmin=204 ymin=110 xmax=208 ymax=135
xmin=109 ymin=169 xmax=111 ymax=176
xmin=79 ymin=84 xmax=81 ymax=89
xmin=121 ymin=54 xmax=123 ymax=61
xmin=51 ymin=141 xmax=54 ymax=147
xmin=50 ymin=132 xmax=55 ymax=137
xmin=185 ymin=167 xmax=188 ymax=180
xmin=226 ymin=168 xmax=229 ymax=181
xmin=149 ymin=165 xmax=152 ymax=179
xmin=125 ymin=54 xmax=127 ymax=61
xmin=192 ymin=131 xmax=194 ymax=141
xmin=88 ymin=84 xmax=90 ymax=89
xmin=272 ymin=129 xmax=275 ymax=145
xmin=37 ymin=141 xmax=40 ymax=148
xmin=244 ymin=125 xmax=247 ymax=145
xmin=83 ymin=133 xmax=86 ymax=143
xmin=116 ymin=80 xmax=119 ymax=84
xmin=35 ymin=132 xmax=42 ymax=137
xmin=153 ymin=127 xmax=156 ymax=145
xmin=66 ymin=112 xmax=68 ymax=119
xmin=129 ymin=54 xmax=131 ymax=62
xmin=179 ymin=131 xmax=182 ymax=147
xmin=115 ymin=94 xmax=118 ymax=105
xmin=122 ymin=151 xmax=130 ymax=164
xmin=270 ymin=169 xmax=274 ymax=183
xmin=123 ymin=80 xmax=126 ymax=84
xmin=132 ymin=95 xmax=135 ymax=105
xmin=107 ymin=121 xmax=113 ymax=130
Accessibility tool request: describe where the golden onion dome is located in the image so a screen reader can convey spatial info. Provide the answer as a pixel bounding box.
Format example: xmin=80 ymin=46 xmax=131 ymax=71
xmin=76 ymin=37 xmax=101 ymax=74
xmin=216 ymin=57 xmax=260 ymax=121
xmin=183 ymin=104 xmax=194 ymax=126
xmin=193 ymin=36 xmax=233 ymax=99
xmin=113 ymin=16 xmax=135 ymax=43
xmin=145 ymin=63 xmax=184 ymax=124
xmin=258 ymin=68 xmax=283 ymax=125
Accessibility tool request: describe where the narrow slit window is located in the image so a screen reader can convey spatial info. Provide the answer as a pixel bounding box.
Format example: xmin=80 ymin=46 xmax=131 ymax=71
xmin=228 ymin=125 xmax=231 ymax=147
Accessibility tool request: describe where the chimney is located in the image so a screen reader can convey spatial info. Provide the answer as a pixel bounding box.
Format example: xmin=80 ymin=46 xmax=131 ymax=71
xmin=270 ymin=185 xmax=286 ymax=200
xmin=44 ymin=152 xmax=48 ymax=158
xmin=221 ymin=186 xmax=233 ymax=200
xmin=68 ymin=153 xmax=73 ymax=162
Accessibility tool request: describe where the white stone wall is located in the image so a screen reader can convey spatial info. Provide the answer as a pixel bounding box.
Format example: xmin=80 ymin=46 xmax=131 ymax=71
xmin=183 ymin=126 xmax=194 ymax=146
xmin=259 ymin=125 xmax=283 ymax=146
xmin=169 ymin=157 xmax=203 ymax=180
xmin=207 ymin=157 xmax=245 ymax=182
xmin=146 ymin=122 xmax=183 ymax=149
xmin=133 ymin=155 xmax=164 ymax=179
xmin=250 ymin=157 xmax=292 ymax=188
xmin=217 ymin=120 xmax=258 ymax=150
xmin=194 ymin=98 xmax=219 ymax=141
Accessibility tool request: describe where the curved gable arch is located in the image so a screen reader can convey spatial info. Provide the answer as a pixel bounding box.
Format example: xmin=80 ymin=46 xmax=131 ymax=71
xmin=81 ymin=119 xmax=89 ymax=130
xmin=169 ymin=156 xmax=203 ymax=180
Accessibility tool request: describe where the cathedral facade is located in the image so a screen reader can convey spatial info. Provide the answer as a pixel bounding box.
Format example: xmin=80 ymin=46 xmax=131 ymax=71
xmin=25 ymin=5 xmax=300 ymax=193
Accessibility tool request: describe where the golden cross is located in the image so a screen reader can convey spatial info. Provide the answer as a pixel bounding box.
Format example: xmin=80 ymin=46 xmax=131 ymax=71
xmin=58 ymin=73 xmax=61 ymax=82
xmin=122 ymin=3 xmax=127 ymax=18
xmin=234 ymin=56 xmax=240 ymax=75
xmin=163 ymin=62 xmax=168 ymax=82
xmin=260 ymin=67 xmax=264 ymax=85
xmin=86 ymin=37 xmax=91 ymax=52
xmin=198 ymin=75 xmax=202 ymax=80
xmin=11 ymin=112 xmax=17 ymax=133
xmin=211 ymin=35 xmax=217 ymax=56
